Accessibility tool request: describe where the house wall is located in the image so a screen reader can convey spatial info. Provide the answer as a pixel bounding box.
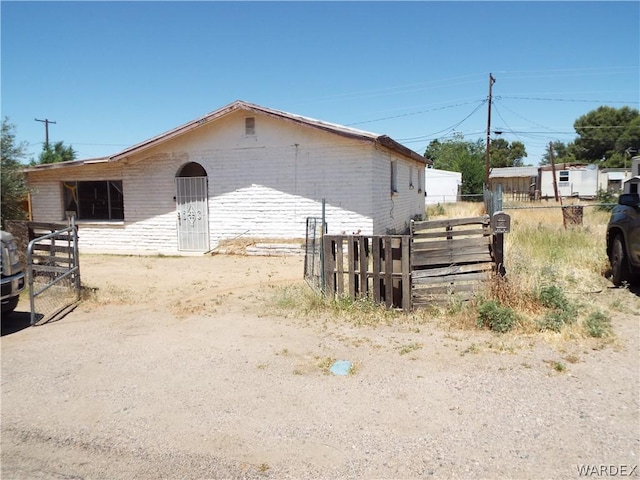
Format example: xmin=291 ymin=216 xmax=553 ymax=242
xmin=371 ymin=148 xmax=425 ymax=234
xmin=488 ymin=177 xmax=532 ymax=194
xmin=27 ymin=110 xmax=424 ymax=254
xmin=540 ymin=166 xmax=599 ymax=199
xmin=598 ymin=170 xmax=632 ymax=193
xmin=27 ymin=162 xmax=140 ymax=254
xmin=425 ymin=169 xmax=461 ymax=205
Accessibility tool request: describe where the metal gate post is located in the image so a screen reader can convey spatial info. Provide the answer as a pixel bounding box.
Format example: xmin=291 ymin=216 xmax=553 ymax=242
xmin=320 ymin=198 xmax=326 ymax=293
xmin=26 ymin=240 xmax=36 ymax=326
xmin=71 ymin=216 xmax=81 ymax=291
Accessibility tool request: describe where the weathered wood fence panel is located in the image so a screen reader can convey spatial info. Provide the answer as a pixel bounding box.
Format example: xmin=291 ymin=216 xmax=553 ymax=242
xmin=321 ymin=216 xmax=500 ymax=310
xmin=411 ymin=215 xmax=494 ymax=306
xmin=323 ymin=235 xmax=411 ymax=312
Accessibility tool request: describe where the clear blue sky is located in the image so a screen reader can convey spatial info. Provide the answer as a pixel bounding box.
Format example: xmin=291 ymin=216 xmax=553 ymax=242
xmin=2 ymin=1 xmax=639 ymax=165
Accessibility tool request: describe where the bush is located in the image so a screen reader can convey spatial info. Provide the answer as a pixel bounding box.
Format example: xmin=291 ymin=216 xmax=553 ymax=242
xmin=595 ymin=188 xmax=617 ymax=212
xmin=537 ymin=285 xmax=578 ymax=332
xmin=583 ymin=311 xmax=612 ymax=338
xmin=477 ymin=300 xmax=518 ymax=333
xmin=538 ymin=311 xmax=570 ymax=332
xmin=539 ymin=285 xmax=570 ymax=310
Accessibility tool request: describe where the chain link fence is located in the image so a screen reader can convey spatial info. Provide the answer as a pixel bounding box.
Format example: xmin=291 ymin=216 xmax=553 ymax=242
xmin=27 ymin=221 xmax=80 ymax=325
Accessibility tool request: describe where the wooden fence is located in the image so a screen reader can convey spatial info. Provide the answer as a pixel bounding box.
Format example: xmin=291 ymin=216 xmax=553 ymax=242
xmin=321 ymin=215 xmax=501 ymax=310
xmin=411 ymin=216 xmax=495 ymax=306
xmin=323 ymin=235 xmax=412 ymax=312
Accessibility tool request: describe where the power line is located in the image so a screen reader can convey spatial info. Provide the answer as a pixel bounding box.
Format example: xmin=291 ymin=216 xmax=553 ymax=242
xmin=499 ymin=95 xmax=638 ymax=104
xmin=346 ymin=99 xmax=485 ymax=126
xmin=395 ymin=101 xmax=487 ymax=142
xmin=492 ymin=102 xmax=524 ymax=144
xmin=493 ymin=99 xmax=559 ymax=133
xmin=495 ymin=66 xmax=638 ymax=75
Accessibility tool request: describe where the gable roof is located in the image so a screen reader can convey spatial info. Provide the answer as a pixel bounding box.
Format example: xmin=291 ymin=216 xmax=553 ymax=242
xmin=27 ymin=100 xmax=429 ymax=171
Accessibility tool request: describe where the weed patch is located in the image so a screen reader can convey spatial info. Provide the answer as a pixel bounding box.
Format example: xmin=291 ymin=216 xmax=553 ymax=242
xmin=477 ymin=300 xmax=518 ymax=333
xmin=583 ymin=310 xmax=612 ymax=338
xmin=397 ymin=342 xmax=423 ymax=355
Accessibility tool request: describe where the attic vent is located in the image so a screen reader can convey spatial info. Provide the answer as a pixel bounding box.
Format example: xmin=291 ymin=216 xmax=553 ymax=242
xmin=245 ymin=117 xmax=255 ymax=135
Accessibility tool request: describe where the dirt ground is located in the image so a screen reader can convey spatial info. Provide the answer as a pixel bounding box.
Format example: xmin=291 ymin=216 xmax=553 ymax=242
xmin=2 ymin=253 xmax=639 ymax=480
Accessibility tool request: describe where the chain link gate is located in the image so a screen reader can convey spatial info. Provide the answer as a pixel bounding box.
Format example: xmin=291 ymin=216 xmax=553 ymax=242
xmin=304 ymin=217 xmax=324 ymax=290
xmin=27 ymin=219 xmax=81 ymax=325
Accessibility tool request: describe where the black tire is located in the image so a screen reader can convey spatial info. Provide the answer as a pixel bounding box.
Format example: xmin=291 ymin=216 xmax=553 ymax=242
xmin=610 ymin=235 xmax=630 ymax=287
xmin=1 ymin=295 xmax=20 ymax=314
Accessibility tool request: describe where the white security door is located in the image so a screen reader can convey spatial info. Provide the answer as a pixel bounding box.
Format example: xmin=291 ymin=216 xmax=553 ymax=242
xmin=175 ymin=176 xmax=209 ymax=251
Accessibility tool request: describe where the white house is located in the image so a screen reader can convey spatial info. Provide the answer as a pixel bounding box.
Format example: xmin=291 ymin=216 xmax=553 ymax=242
xmin=25 ymin=101 xmax=430 ymax=255
xmin=424 ymin=168 xmax=461 ymax=204
xmin=539 ymin=163 xmax=599 ymax=199
xmin=623 ymin=156 xmax=640 ymax=194
xmin=598 ymin=169 xmax=632 ymax=193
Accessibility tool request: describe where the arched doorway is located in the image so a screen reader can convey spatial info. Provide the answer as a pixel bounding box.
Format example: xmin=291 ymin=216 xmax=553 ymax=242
xmin=175 ymin=162 xmax=209 ymax=252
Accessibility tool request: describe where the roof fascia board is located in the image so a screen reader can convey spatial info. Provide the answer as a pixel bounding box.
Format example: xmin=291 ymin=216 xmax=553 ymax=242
xmin=24 ymin=157 xmax=110 ymax=173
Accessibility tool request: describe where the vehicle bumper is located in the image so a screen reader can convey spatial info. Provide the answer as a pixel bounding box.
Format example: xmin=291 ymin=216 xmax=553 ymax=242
xmin=1 ymin=272 xmax=26 ymax=302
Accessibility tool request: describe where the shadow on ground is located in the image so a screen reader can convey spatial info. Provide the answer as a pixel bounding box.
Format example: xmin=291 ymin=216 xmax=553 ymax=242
xmin=1 ymin=310 xmax=32 ymax=336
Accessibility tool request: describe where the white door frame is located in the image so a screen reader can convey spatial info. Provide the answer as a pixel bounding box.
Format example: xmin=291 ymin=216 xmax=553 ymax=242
xmin=175 ymin=176 xmax=210 ymax=252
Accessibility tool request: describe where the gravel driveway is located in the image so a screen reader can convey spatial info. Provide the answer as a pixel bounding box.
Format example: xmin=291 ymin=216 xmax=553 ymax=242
xmin=2 ymin=254 xmax=639 ymax=479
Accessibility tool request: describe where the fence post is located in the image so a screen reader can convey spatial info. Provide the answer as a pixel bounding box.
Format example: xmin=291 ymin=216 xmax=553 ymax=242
xmin=320 ymin=199 xmax=326 ymax=291
xmin=336 ymin=236 xmax=344 ymax=295
xmin=323 ymin=236 xmax=335 ymax=296
xmin=372 ymin=237 xmax=382 ymax=303
xmin=358 ymin=236 xmax=368 ymax=298
xmin=347 ymin=237 xmax=356 ymax=299
xmin=401 ymin=236 xmax=411 ymax=312
xmin=71 ymin=216 xmax=81 ymax=291
xmin=384 ymin=237 xmax=393 ymax=308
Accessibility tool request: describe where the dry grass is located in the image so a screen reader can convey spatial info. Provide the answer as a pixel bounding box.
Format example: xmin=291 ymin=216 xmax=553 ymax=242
xmin=423 ymin=200 xmax=619 ymax=338
xmin=276 ymin=202 xmax=624 ymax=344
xmin=426 ymin=201 xmax=486 ymax=219
xmin=214 ymin=237 xmax=304 ymax=255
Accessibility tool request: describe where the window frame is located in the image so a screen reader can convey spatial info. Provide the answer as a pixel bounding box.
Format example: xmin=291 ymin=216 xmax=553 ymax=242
xmin=62 ymin=180 xmax=124 ymax=221
xmin=390 ymin=161 xmax=398 ymax=194
xmin=244 ymin=117 xmax=256 ymax=136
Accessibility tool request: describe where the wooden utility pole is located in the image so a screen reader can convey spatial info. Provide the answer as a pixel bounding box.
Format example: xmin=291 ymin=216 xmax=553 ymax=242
xmin=485 ymin=73 xmax=496 ymax=187
xmin=35 ymin=118 xmax=56 ymax=148
xmin=549 ymin=141 xmax=562 ymax=204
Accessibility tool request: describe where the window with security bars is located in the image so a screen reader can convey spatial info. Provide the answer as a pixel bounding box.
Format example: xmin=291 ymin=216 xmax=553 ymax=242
xmin=62 ymin=180 xmax=124 ymax=220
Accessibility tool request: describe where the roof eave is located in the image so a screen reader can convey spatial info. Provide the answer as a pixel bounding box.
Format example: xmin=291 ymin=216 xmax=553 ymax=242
xmin=376 ymin=135 xmax=429 ymax=165
xmin=24 ymin=157 xmax=110 ymax=172
xmin=26 ymin=100 xmax=429 ymax=167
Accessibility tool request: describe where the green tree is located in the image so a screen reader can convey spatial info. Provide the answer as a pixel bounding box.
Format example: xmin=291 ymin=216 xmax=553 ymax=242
xmin=540 ymin=141 xmax=577 ymax=166
xmin=489 ymin=138 xmax=527 ymax=168
xmin=425 ymin=134 xmax=485 ymax=195
xmin=33 ymin=140 xmax=77 ymax=165
xmin=1 ymin=117 xmax=29 ymax=226
xmin=572 ymin=106 xmax=639 ymax=167
xmin=616 ymin=116 xmax=640 ymax=167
